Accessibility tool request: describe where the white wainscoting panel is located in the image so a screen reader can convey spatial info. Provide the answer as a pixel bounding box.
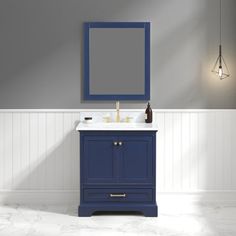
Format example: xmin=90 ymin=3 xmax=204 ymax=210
xmin=0 ymin=111 xmax=80 ymax=203
xmin=156 ymin=110 xmax=236 ymax=193
xmin=0 ymin=110 xmax=236 ymax=204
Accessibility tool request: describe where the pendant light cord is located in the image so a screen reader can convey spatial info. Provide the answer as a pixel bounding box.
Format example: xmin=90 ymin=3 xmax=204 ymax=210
xmin=220 ymin=0 xmax=222 ymax=45
xmin=212 ymin=0 xmax=230 ymax=78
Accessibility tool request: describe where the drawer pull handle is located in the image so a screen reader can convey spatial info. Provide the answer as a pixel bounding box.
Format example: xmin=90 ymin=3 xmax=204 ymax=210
xmin=118 ymin=141 xmax=123 ymax=146
xmin=113 ymin=141 xmax=118 ymax=146
xmin=110 ymin=193 xmax=126 ymax=198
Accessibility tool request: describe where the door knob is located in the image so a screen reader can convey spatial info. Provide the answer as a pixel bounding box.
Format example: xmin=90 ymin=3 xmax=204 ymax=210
xmin=118 ymin=141 xmax=123 ymax=146
xmin=113 ymin=141 xmax=118 ymax=146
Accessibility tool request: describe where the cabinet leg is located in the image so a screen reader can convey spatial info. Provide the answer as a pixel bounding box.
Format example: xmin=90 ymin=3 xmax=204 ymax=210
xmin=78 ymin=206 xmax=95 ymax=217
xmin=78 ymin=205 xmax=158 ymax=217
xmin=142 ymin=205 xmax=158 ymax=217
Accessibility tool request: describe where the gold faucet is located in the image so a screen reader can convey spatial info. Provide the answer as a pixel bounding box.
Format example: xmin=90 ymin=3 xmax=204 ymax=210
xmin=115 ymin=101 xmax=120 ymax=122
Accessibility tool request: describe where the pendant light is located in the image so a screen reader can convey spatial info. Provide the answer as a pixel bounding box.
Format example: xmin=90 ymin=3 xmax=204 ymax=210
xmin=211 ymin=0 xmax=230 ymax=80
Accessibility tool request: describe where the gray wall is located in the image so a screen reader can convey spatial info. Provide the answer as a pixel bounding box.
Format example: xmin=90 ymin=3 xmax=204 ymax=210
xmin=0 ymin=0 xmax=235 ymax=109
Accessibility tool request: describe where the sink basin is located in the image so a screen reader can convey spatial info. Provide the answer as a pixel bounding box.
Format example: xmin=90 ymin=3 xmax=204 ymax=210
xmin=76 ymin=122 xmax=158 ymax=131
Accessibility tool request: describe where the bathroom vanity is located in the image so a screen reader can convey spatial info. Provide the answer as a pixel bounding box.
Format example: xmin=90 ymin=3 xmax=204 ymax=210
xmin=76 ymin=122 xmax=158 ymax=217
xmin=79 ymin=22 xmax=155 ymax=216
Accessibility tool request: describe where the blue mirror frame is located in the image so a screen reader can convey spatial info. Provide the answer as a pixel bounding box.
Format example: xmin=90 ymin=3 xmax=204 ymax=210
xmin=83 ymin=22 xmax=150 ymax=101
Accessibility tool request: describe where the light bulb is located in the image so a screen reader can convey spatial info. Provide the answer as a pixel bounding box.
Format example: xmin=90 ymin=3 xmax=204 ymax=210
xmin=218 ymin=67 xmax=223 ymax=78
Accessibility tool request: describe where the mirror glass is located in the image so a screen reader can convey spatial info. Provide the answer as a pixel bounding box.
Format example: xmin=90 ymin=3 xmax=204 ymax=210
xmin=84 ymin=22 xmax=150 ymax=100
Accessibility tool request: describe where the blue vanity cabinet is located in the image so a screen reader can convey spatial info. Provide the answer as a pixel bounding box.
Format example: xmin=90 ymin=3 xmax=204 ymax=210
xmin=118 ymin=135 xmax=153 ymax=184
xmin=83 ymin=135 xmax=117 ymax=184
xmin=79 ymin=131 xmax=157 ymax=217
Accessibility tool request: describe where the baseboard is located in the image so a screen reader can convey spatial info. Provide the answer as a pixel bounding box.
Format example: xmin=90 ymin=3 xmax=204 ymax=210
xmin=1 ymin=190 xmax=236 ymax=205
xmin=157 ymin=191 xmax=236 ymax=205
xmin=0 ymin=190 xmax=80 ymax=205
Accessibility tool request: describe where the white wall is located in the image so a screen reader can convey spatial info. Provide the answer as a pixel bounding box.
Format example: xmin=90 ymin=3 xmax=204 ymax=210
xmin=0 ymin=111 xmax=80 ymax=203
xmin=0 ymin=109 xmax=236 ymax=204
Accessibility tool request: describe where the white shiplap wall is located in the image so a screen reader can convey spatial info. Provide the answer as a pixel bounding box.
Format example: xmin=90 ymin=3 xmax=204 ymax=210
xmin=156 ymin=111 xmax=236 ymax=192
xmin=0 ymin=110 xmax=236 ymax=204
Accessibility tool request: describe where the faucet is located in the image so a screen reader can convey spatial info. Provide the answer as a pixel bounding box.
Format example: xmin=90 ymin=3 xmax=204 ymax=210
xmin=115 ymin=101 xmax=120 ymax=122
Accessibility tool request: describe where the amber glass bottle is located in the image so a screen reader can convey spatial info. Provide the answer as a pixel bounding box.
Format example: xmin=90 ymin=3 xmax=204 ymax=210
xmin=145 ymin=102 xmax=152 ymax=123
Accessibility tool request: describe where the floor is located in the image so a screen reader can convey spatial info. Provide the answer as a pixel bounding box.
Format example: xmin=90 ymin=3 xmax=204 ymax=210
xmin=0 ymin=202 xmax=236 ymax=236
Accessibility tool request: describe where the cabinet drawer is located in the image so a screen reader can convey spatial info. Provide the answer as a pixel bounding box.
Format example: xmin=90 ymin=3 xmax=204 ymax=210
xmin=83 ymin=188 xmax=153 ymax=203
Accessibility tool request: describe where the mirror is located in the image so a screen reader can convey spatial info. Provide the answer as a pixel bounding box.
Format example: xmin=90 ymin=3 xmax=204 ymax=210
xmin=83 ymin=22 xmax=150 ymax=100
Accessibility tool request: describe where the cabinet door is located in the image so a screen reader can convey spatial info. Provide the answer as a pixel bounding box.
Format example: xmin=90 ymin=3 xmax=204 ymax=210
xmin=83 ymin=136 xmax=117 ymax=183
xmin=118 ymin=136 xmax=153 ymax=184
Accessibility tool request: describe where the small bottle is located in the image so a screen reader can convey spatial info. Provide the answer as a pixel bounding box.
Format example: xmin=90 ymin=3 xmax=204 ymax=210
xmin=145 ymin=102 xmax=152 ymax=123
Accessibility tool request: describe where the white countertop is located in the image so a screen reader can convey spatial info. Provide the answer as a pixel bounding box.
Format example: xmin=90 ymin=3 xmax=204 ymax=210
xmin=76 ymin=122 xmax=158 ymax=131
